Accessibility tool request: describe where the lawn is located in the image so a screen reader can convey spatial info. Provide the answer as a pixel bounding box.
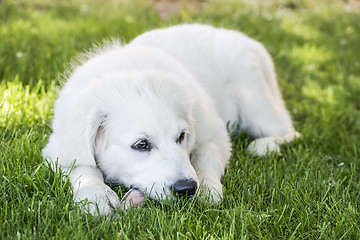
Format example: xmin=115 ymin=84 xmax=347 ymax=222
xmin=1 ymin=0 xmax=360 ymax=238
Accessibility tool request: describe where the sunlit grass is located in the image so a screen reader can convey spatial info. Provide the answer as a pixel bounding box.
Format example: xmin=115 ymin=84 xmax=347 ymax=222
xmin=1 ymin=0 xmax=360 ymax=238
xmin=0 ymin=78 xmax=57 ymax=128
xmin=301 ymin=80 xmax=345 ymax=105
xmin=290 ymin=44 xmax=333 ymax=66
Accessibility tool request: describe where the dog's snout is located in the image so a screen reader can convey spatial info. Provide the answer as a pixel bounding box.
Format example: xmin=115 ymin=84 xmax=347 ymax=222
xmin=171 ymin=179 xmax=197 ymax=198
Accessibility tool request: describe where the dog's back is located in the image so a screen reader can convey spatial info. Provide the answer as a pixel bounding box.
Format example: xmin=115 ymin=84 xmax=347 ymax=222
xmin=132 ymin=24 xmax=296 ymax=145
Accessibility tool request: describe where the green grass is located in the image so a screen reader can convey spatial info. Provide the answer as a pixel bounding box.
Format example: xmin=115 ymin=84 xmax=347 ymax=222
xmin=1 ymin=0 xmax=360 ymax=238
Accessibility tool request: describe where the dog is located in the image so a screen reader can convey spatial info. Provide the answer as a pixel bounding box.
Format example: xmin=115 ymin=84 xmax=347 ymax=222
xmin=43 ymin=24 xmax=299 ymax=215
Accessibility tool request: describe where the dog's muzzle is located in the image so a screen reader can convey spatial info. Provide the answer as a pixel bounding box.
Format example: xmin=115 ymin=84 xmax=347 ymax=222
xmin=171 ymin=179 xmax=197 ymax=198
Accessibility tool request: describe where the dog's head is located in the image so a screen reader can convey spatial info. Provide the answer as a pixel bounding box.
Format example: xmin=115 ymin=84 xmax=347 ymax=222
xmin=87 ymin=71 xmax=199 ymax=200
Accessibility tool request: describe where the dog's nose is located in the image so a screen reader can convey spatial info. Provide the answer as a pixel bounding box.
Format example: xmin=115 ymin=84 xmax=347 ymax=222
xmin=171 ymin=179 xmax=197 ymax=198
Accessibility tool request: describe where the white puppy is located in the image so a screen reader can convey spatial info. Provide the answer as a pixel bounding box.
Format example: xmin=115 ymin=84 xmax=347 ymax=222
xmin=43 ymin=24 xmax=298 ymax=215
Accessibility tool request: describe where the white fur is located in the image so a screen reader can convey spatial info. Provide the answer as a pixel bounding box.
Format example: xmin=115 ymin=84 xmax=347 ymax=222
xmin=43 ymin=24 xmax=298 ymax=215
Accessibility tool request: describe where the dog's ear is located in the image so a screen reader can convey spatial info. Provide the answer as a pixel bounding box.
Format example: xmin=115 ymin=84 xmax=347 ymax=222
xmin=186 ymin=123 xmax=195 ymax=154
xmin=43 ymin=108 xmax=108 ymax=170
xmin=86 ymin=110 xmax=108 ymax=162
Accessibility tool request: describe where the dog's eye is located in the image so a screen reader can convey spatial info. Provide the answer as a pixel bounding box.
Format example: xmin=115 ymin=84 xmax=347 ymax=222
xmin=131 ymin=139 xmax=151 ymax=151
xmin=177 ymin=131 xmax=186 ymax=144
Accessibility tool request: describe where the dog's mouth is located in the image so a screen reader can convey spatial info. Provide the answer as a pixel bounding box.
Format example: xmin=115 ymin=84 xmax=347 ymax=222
xmin=120 ymin=187 xmax=145 ymax=210
xmin=120 ymin=182 xmax=197 ymax=210
xmin=120 ymin=185 xmax=178 ymax=210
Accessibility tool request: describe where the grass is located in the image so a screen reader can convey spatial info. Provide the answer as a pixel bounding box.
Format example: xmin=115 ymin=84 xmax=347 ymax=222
xmin=1 ymin=0 xmax=360 ymax=238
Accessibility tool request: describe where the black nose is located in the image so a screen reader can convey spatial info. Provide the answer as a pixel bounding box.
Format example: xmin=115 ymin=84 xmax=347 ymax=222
xmin=171 ymin=179 xmax=197 ymax=198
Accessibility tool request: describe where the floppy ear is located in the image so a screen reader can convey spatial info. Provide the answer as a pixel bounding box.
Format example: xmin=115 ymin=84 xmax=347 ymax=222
xmin=43 ymin=108 xmax=108 ymax=170
xmin=85 ymin=109 xmax=108 ymax=165
xmin=186 ymin=121 xmax=195 ymax=154
xmin=185 ymin=105 xmax=196 ymax=155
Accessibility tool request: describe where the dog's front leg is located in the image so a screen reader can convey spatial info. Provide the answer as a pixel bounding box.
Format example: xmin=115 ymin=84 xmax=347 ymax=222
xmin=191 ymin=141 xmax=229 ymax=203
xmin=69 ymin=166 xmax=121 ymax=216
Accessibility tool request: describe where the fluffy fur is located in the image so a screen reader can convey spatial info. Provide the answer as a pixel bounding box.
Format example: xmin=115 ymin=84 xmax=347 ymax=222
xmin=43 ymin=24 xmax=298 ymax=215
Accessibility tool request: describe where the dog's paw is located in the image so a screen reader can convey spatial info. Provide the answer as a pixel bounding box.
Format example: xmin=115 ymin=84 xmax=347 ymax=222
xmin=208 ymin=188 xmax=223 ymax=203
xmin=198 ymin=181 xmax=223 ymax=204
xmin=247 ymin=137 xmax=280 ymax=156
xmin=74 ymin=184 xmax=121 ymax=216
